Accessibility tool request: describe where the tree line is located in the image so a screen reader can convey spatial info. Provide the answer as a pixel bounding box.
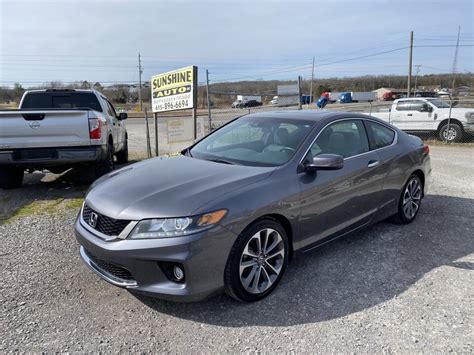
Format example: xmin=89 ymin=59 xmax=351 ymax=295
xmin=1 ymin=73 xmax=472 ymax=108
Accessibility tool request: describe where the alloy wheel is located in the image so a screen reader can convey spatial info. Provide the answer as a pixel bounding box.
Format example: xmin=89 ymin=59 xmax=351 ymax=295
xmin=402 ymin=178 xmax=421 ymax=219
xmin=442 ymin=127 xmax=457 ymax=141
xmin=239 ymin=228 xmax=285 ymax=294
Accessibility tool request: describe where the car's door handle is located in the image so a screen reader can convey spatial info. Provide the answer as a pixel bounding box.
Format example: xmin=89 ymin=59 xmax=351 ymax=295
xmin=407 ymin=113 xmax=413 ymax=116
xmin=368 ymin=160 xmax=379 ymax=168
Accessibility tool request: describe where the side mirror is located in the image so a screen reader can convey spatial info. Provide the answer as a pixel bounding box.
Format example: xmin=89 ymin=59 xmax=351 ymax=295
xmin=305 ymin=154 xmax=344 ymax=172
xmin=118 ymin=112 xmax=128 ymax=120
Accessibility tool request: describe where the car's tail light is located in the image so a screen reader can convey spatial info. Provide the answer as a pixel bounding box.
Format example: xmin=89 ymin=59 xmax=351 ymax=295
xmin=423 ymin=144 xmax=430 ymax=155
xmin=89 ymin=118 xmax=102 ymax=139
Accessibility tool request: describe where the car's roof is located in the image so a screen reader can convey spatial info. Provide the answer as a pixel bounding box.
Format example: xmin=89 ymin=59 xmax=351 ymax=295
xmin=26 ymin=89 xmax=99 ymax=94
xmin=245 ymin=110 xmax=364 ymax=122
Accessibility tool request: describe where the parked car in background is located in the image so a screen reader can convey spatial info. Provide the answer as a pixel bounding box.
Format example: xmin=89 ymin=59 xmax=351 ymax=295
xmin=233 ymin=95 xmax=263 ymax=108
xmin=0 ymin=89 xmax=128 ymax=189
xmin=243 ymin=100 xmax=263 ymax=108
xmin=270 ymin=96 xmax=279 ymax=105
xmin=369 ymin=97 xmax=474 ymax=142
xmin=232 ymin=99 xmax=245 ymax=108
xmin=75 ymin=111 xmax=431 ymax=302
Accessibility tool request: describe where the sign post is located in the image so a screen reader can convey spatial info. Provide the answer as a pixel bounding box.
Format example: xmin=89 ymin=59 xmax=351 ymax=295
xmin=151 ymin=66 xmax=198 ymax=152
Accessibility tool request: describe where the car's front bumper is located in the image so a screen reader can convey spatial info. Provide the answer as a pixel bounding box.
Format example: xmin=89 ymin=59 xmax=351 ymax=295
xmin=74 ymin=215 xmax=238 ymax=302
xmin=462 ymin=122 xmax=474 ymax=135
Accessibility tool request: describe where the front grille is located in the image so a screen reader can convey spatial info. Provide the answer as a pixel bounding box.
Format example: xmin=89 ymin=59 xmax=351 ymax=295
xmin=86 ymin=249 xmax=135 ymax=281
xmin=82 ymin=204 xmax=130 ymax=236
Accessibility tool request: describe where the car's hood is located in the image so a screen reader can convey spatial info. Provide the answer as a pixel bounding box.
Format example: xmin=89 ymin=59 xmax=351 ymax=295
xmin=85 ymin=156 xmax=275 ymax=220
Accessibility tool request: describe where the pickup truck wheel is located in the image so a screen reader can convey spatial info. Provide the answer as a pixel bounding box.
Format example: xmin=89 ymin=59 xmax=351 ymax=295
xmin=95 ymin=144 xmax=114 ymax=178
xmin=439 ymin=123 xmax=462 ymax=142
xmin=0 ymin=167 xmax=24 ymax=189
xmin=115 ymin=138 xmax=128 ymax=164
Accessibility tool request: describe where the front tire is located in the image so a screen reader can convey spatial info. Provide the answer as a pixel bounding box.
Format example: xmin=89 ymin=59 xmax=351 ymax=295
xmin=393 ymin=174 xmax=423 ymax=224
xmin=0 ymin=167 xmax=24 ymax=189
xmin=224 ymin=219 xmax=289 ymax=302
xmin=439 ymin=123 xmax=462 ymax=142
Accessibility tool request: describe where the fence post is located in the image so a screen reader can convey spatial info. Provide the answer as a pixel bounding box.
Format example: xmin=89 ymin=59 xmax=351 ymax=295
xmin=206 ymin=69 xmax=212 ymax=133
xmin=446 ymin=97 xmax=453 ymax=144
xmin=297 ymin=76 xmax=302 ymax=110
xmin=154 ymin=113 xmax=159 ymax=156
xmin=144 ymin=108 xmax=151 ymax=158
xmin=369 ymin=101 xmax=373 ymax=115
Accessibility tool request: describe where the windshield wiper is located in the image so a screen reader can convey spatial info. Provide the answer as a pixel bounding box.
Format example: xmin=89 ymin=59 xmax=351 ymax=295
xmin=204 ymin=158 xmax=235 ymax=165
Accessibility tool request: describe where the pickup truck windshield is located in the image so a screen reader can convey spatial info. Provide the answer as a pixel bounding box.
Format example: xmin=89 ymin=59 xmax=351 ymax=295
xmin=21 ymin=92 xmax=103 ymax=112
xmin=426 ymin=98 xmax=450 ymax=108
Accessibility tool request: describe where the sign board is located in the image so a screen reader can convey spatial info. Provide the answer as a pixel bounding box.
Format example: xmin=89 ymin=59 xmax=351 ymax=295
xmin=151 ymin=66 xmax=197 ymax=113
xmin=166 ymin=119 xmax=193 ymax=143
xmin=277 ymin=84 xmax=299 ymax=106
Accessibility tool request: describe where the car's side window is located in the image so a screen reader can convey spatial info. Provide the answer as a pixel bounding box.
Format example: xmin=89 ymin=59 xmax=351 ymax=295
xmin=409 ymin=101 xmax=424 ymax=112
xmin=365 ymin=121 xmax=395 ymax=150
xmin=106 ymin=100 xmax=117 ymax=118
xmin=396 ymin=101 xmax=410 ymax=111
xmin=308 ymin=119 xmax=369 ymax=159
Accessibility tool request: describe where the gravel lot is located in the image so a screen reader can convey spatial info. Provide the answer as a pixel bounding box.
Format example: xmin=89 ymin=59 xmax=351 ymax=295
xmin=1 ymin=145 xmax=473 ymax=352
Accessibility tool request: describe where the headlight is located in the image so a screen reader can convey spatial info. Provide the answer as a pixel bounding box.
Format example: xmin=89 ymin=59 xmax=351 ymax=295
xmin=465 ymin=112 xmax=474 ymax=123
xmin=128 ymin=209 xmax=227 ymax=239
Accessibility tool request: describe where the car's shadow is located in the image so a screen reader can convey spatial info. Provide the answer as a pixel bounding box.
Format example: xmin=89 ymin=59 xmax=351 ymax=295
xmin=0 ymin=160 xmax=141 ymax=223
xmin=133 ymin=194 xmax=473 ymax=327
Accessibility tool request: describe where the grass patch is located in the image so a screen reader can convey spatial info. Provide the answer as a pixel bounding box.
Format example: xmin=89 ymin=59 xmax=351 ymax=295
xmin=63 ymin=198 xmax=84 ymax=210
xmin=2 ymin=197 xmax=84 ymax=224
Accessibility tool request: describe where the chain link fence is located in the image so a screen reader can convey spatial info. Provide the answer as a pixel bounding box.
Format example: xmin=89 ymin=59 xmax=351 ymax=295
xmin=129 ymin=96 xmax=473 ymax=157
xmin=206 ymin=96 xmax=474 ymax=144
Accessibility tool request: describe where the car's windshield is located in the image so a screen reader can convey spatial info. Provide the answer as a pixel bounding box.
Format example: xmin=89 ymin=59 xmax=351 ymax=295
xmin=190 ymin=116 xmax=315 ymax=167
xmin=426 ymin=98 xmax=450 ymax=108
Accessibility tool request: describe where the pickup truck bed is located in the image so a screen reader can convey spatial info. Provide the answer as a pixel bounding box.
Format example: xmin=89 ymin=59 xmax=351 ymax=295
xmin=0 ymin=89 xmax=128 ymax=189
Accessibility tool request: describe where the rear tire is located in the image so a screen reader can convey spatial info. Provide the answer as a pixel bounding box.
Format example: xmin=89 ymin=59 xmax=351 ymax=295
xmin=115 ymin=138 xmax=128 ymax=164
xmin=392 ymin=174 xmax=423 ymax=224
xmin=439 ymin=123 xmax=462 ymax=142
xmin=224 ymin=219 xmax=289 ymax=302
xmin=0 ymin=167 xmax=24 ymax=189
xmin=96 ymin=143 xmax=114 ymax=177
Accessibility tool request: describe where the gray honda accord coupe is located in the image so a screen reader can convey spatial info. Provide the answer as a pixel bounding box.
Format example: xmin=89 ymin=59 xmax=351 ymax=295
xmin=75 ymin=111 xmax=431 ymax=302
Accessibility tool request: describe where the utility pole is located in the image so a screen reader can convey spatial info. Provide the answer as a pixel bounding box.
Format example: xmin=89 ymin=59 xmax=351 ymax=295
xmin=206 ymin=69 xmax=212 ymax=132
xmin=414 ymin=65 xmax=421 ymax=94
xmin=297 ymin=76 xmax=302 ymax=110
xmin=407 ymin=31 xmax=414 ymax=98
xmin=309 ymin=56 xmax=315 ymax=108
xmin=451 ymin=25 xmax=461 ymax=92
xmin=138 ymin=52 xmax=143 ymax=112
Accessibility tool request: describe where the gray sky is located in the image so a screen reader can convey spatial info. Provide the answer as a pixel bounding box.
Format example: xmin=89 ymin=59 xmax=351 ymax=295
xmin=0 ymin=0 xmax=473 ymax=87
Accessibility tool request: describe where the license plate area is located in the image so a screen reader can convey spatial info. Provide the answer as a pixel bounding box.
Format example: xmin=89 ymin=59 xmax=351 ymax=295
xmin=12 ymin=148 xmax=58 ymax=161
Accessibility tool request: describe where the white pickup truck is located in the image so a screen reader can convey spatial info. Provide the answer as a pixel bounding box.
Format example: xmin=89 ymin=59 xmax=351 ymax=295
xmin=0 ymin=89 xmax=128 ymax=189
xmin=369 ymin=97 xmax=474 ymax=142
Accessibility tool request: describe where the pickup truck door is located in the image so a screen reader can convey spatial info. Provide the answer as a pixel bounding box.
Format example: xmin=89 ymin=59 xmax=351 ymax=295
xmin=104 ymin=100 xmax=122 ymax=151
xmin=393 ymin=100 xmax=436 ymax=132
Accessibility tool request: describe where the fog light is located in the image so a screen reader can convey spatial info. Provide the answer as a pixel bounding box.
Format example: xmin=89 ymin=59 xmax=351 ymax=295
xmin=173 ymin=265 xmax=184 ymax=281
